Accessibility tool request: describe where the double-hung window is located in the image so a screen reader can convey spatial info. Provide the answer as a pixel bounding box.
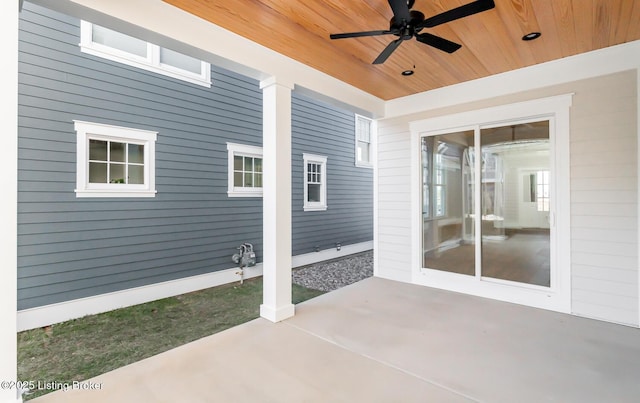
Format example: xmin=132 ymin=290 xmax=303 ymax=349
xmin=227 ymin=143 xmax=263 ymax=197
xmin=74 ymin=121 xmax=157 ymax=198
xmin=80 ymin=21 xmax=211 ymax=87
xmin=355 ymin=115 xmax=373 ymax=167
xmin=303 ymin=154 xmax=327 ymax=211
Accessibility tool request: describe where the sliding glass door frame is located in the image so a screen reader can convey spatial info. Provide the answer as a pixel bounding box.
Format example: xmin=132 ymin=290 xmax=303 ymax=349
xmin=409 ymin=95 xmax=573 ymax=313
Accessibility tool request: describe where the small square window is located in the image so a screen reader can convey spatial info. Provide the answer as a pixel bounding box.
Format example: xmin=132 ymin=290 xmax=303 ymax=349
xmin=227 ymin=143 xmax=263 ymax=197
xmin=87 ymin=140 xmax=144 ymax=185
xmin=303 ymin=153 xmax=327 ymax=211
xmin=75 ymin=121 xmax=157 ymax=198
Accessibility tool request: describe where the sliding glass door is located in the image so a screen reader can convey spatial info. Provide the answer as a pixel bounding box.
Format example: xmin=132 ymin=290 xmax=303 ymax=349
xmin=480 ymin=123 xmax=550 ymax=287
xmin=421 ymin=120 xmax=551 ymax=288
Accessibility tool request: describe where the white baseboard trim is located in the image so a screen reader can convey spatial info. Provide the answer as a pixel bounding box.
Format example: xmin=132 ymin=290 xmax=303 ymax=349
xmin=291 ymin=240 xmax=373 ymax=268
xmin=17 ymin=264 xmax=263 ymax=332
xmin=17 ymin=241 xmax=373 ymax=331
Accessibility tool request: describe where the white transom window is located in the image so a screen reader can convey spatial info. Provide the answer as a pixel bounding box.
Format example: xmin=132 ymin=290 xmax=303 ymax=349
xmin=74 ymin=121 xmax=157 ymax=198
xmin=80 ymin=21 xmax=211 ymax=87
xmin=303 ymin=153 xmax=327 ymax=211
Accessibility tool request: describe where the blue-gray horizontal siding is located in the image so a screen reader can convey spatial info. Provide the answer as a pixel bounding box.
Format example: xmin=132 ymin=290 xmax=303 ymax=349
xmin=291 ymin=92 xmax=373 ymax=255
xmin=18 ymin=3 xmax=373 ymax=310
xmin=18 ymin=3 xmax=264 ymax=310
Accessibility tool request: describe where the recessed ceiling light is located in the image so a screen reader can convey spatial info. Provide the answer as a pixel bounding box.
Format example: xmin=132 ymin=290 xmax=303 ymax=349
xmin=522 ymin=32 xmax=541 ymax=41
xmin=401 ymin=69 xmax=414 ymax=76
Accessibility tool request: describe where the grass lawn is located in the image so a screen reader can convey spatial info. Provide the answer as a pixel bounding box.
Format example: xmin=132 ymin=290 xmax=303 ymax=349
xmin=17 ymin=277 xmax=325 ymax=400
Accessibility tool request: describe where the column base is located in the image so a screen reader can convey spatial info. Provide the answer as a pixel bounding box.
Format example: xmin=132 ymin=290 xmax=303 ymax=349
xmin=260 ymin=303 xmax=295 ymax=323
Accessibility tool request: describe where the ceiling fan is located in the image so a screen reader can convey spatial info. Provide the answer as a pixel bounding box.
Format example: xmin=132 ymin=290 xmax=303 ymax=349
xmin=329 ymin=0 xmax=495 ymax=64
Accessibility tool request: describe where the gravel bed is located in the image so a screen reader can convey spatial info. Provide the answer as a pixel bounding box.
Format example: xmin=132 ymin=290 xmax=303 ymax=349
xmin=292 ymin=250 xmax=373 ymax=292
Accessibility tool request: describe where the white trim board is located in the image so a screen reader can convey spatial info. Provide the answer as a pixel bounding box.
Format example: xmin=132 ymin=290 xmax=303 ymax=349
xmin=385 ymin=39 xmax=640 ymax=119
xmin=372 ymin=117 xmax=380 ymax=279
xmin=17 ymin=264 xmax=262 ymax=332
xmin=17 ymin=241 xmax=373 ymax=331
xmin=292 ymin=240 xmax=372 ymax=268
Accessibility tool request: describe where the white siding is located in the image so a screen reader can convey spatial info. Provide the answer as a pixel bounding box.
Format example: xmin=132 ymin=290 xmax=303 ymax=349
xmin=569 ymin=72 xmax=638 ymax=325
xmin=376 ymin=69 xmax=639 ymax=326
xmin=375 ymin=125 xmax=412 ymax=282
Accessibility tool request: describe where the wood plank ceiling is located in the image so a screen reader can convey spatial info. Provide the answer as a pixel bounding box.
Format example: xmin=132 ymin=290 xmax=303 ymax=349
xmin=164 ymin=0 xmax=640 ymax=100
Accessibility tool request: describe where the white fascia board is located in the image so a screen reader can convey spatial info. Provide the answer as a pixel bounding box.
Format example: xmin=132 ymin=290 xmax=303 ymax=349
xmin=385 ymin=39 xmax=640 ymax=119
xmin=29 ymin=0 xmax=385 ymax=118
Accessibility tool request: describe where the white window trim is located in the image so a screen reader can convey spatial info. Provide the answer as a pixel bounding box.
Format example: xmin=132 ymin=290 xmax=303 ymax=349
xmin=227 ymin=142 xmax=263 ymax=198
xmin=79 ymin=21 xmax=211 ymax=88
xmin=303 ymin=153 xmax=327 ymax=211
xmin=355 ymin=114 xmax=374 ymax=168
xmin=74 ymin=120 xmax=157 ymax=198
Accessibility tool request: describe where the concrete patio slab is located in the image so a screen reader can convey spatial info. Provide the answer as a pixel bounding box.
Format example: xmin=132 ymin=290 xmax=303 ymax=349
xmin=288 ymin=277 xmax=640 ymax=402
xmin=32 ymin=277 xmax=640 ymax=402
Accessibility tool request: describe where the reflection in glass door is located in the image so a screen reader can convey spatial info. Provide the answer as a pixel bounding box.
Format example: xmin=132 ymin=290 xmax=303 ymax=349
xmin=422 ymin=130 xmax=475 ymax=276
xmin=422 ymin=121 xmax=551 ymax=288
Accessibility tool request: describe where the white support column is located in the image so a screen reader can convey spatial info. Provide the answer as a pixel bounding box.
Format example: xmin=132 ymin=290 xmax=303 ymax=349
xmin=1 ymin=1 xmax=19 ymax=402
xmin=259 ymin=77 xmax=295 ymax=322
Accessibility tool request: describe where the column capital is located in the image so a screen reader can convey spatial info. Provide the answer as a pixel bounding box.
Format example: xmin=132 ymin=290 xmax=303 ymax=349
xmin=260 ymin=76 xmax=295 ymax=91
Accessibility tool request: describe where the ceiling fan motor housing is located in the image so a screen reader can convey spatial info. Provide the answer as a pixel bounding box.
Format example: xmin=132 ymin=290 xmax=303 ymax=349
xmin=390 ymin=10 xmax=425 ymax=39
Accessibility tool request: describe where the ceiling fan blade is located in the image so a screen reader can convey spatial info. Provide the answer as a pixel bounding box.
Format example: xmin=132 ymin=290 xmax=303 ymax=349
xmin=421 ymin=0 xmax=495 ymax=28
xmin=388 ymin=0 xmax=411 ymax=22
xmin=373 ymin=38 xmax=404 ymax=64
xmin=415 ymin=32 xmax=462 ymax=53
xmin=330 ymin=30 xmax=393 ymax=40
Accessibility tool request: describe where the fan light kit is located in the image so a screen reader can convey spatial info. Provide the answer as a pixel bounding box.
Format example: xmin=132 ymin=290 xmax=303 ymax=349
xmin=401 ymin=69 xmax=414 ymax=76
xmin=330 ymin=0 xmax=496 ymax=65
xmin=522 ymin=32 xmax=541 ymax=41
